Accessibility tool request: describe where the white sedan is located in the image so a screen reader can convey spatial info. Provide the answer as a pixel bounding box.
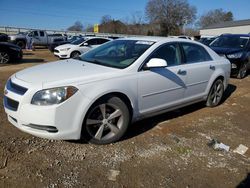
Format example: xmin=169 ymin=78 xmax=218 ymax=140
xmin=3 ymin=37 xmax=231 ymax=144
xmin=54 ymin=37 xmax=112 ymax=59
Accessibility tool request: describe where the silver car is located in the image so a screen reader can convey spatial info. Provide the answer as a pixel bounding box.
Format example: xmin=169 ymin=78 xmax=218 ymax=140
xmin=3 ymin=37 xmax=231 ymax=144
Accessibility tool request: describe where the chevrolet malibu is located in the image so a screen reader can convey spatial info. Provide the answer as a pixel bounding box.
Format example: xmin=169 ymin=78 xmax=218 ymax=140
xmin=3 ymin=37 xmax=231 ymax=144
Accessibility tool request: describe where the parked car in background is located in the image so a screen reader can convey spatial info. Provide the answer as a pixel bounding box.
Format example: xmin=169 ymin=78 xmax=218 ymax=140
xmin=0 ymin=33 xmax=8 ymax=42
xmin=8 ymin=30 xmax=66 ymax=48
xmin=48 ymin=33 xmax=67 ymax=41
xmin=54 ymin=37 xmax=112 ymax=58
xmin=171 ymin=36 xmax=192 ymax=40
xmin=3 ymin=37 xmax=230 ymax=144
xmin=48 ymin=36 xmax=82 ymax=52
xmin=210 ymin=34 xmax=250 ymax=79
xmin=0 ymin=42 xmax=22 ymax=64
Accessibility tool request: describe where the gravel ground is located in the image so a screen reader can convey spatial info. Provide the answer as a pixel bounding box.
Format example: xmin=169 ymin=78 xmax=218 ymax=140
xmin=0 ymin=49 xmax=249 ymax=188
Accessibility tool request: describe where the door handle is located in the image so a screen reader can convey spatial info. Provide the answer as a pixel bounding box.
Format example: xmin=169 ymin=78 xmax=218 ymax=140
xmin=177 ymin=69 xmax=187 ymax=75
xmin=210 ymin=65 xmax=215 ymax=70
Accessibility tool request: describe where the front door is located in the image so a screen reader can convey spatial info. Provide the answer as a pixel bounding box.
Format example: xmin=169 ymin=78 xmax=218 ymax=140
xmin=138 ymin=43 xmax=187 ymax=115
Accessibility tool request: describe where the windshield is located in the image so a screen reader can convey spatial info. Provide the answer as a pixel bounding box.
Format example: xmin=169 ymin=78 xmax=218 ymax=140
xmin=71 ymin=37 xmax=86 ymax=45
xmin=210 ymin=35 xmax=249 ymax=48
xmin=80 ymin=40 xmax=154 ymax=69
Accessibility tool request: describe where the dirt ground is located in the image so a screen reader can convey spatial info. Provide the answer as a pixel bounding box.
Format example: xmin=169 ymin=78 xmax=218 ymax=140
xmin=0 ymin=49 xmax=249 ymax=188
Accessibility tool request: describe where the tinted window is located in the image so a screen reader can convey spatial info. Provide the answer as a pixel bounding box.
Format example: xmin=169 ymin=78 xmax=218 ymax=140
xmin=97 ymin=38 xmax=109 ymax=44
xmin=40 ymin=31 xmax=45 ymax=37
xmin=87 ymin=39 xmax=98 ymax=45
xmin=150 ymin=43 xmax=181 ymax=66
xmin=182 ymin=43 xmax=212 ymax=63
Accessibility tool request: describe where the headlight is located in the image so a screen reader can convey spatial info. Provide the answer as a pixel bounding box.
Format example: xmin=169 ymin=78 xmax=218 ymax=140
xmin=31 ymin=86 xmax=78 ymax=106
xmin=60 ymin=48 xmax=70 ymax=51
xmin=227 ymin=52 xmax=243 ymax=59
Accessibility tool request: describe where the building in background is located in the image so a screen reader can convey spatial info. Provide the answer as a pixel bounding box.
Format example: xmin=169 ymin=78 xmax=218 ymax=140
xmin=200 ymin=19 xmax=250 ymax=36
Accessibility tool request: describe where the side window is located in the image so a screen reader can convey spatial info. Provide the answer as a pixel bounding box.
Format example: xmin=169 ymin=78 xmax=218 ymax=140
xmin=87 ymin=39 xmax=98 ymax=45
xmin=97 ymin=39 xmax=109 ymax=44
xmin=182 ymin=43 xmax=212 ymax=63
xmin=28 ymin=32 xmax=34 ymax=37
xmin=40 ymin=31 xmax=45 ymax=37
xmin=33 ymin=31 xmax=38 ymax=37
xmin=150 ymin=43 xmax=181 ymax=66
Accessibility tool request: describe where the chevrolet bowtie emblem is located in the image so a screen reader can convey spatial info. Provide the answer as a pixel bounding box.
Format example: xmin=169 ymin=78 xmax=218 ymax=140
xmin=4 ymin=89 xmax=8 ymax=95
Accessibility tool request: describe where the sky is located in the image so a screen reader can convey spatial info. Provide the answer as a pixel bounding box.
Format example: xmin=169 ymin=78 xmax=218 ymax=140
xmin=0 ymin=0 xmax=249 ymax=30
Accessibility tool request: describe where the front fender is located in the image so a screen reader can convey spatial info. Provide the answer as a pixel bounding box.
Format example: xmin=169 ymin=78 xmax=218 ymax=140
xmin=77 ymin=74 xmax=139 ymax=122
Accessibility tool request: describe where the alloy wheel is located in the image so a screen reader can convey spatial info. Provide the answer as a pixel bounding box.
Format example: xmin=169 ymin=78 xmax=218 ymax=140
xmin=207 ymin=80 xmax=224 ymax=107
xmin=0 ymin=52 xmax=10 ymax=64
xmin=71 ymin=52 xmax=80 ymax=59
xmin=237 ymin=63 xmax=247 ymax=79
xmin=86 ymin=103 xmax=124 ymax=141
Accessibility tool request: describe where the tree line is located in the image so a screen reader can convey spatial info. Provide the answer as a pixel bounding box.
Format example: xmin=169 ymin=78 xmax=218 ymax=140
xmin=67 ymin=0 xmax=233 ymax=36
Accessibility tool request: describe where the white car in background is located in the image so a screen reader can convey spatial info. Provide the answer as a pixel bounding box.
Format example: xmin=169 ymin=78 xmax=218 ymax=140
xmin=54 ymin=37 xmax=112 ymax=58
xmin=4 ymin=37 xmax=231 ymax=144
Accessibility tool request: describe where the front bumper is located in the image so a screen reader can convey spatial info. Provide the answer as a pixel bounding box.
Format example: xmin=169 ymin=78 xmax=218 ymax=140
xmin=53 ymin=50 xmax=70 ymax=59
xmin=3 ymin=77 xmax=91 ymax=140
xmin=228 ymin=59 xmax=243 ymax=76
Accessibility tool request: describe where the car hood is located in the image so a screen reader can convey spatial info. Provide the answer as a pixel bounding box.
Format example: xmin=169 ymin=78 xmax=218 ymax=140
xmin=9 ymin=33 xmax=26 ymax=40
xmin=210 ymin=47 xmax=243 ymax=55
xmin=15 ymin=59 xmax=120 ymax=87
xmin=0 ymin=42 xmax=21 ymax=49
xmin=55 ymin=43 xmax=76 ymax=49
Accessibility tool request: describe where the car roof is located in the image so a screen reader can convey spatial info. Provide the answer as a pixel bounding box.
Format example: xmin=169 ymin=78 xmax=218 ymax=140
xmin=220 ymin=34 xmax=250 ymax=37
xmin=117 ymin=36 xmax=197 ymax=43
xmin=84 ymin=36 xmax=112 ymax=40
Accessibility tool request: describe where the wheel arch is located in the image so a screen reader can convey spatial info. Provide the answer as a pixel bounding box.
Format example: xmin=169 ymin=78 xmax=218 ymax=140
xmin=85 ymin=92 xmax=134 ymax=120
xmin=15 ymin=39 xmax=27 ymax=48
xmin=70 ymin=50 xmax=81 ymax=57
xmin=206 ymin=73 xmax=226 ymax=98
xmin=79 ymin=91 xmax=134 ymax=141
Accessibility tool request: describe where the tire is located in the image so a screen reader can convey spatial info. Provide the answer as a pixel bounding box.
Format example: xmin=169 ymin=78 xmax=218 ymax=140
xmin=16 ymin=40 xmax=26 ymax=49
xmin=237 ymin=62 xmax=248 ymax=79
xmin=206 ymin=79 xmax=224 ymax=107
xmin=82 ymin=96 xmax=130 ymax=145
xmin=70 ymin=51 xmax=80 ymax=59
xmin=0 ymin=51 xmax=10 ymax=64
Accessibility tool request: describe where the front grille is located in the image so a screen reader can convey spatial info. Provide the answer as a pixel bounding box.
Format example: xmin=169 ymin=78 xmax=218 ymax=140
xmin=54 ymin=49 xmax=59 ymax=53
xmin=6 ymin=79 xmax=28 ymax=95
xmin=4 ymin=96 xmax=19 ymax=111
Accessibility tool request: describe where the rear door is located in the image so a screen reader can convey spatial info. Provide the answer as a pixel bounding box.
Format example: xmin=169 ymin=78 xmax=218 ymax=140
xmin=179 ymin=42 xmax=215 ymax=100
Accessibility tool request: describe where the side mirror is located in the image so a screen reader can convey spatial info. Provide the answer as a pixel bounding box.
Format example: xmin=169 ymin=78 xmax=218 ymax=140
xmin=83 ymin=42 xmax=89 ymax=46
xmin=145 ymin=58 xmax=168 ymax=69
